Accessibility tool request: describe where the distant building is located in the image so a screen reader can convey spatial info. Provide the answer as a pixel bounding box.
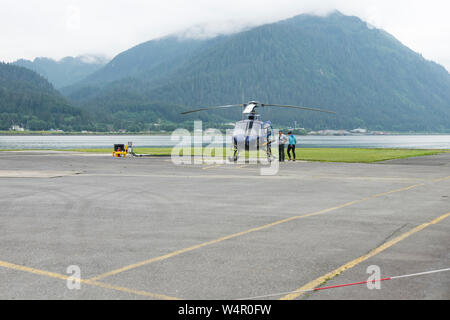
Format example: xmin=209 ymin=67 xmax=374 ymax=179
xmin=9 ymin=125 xmax=25 ymax=131
xmin=351 ymin=128 xmax=367 ymax=134
xmin=310 ymin=129 xmax=351 ymax=136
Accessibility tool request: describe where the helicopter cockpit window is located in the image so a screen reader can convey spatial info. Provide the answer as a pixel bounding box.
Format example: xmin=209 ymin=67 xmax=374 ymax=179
xmin=249 ymin=123 xmax=262 ymax=137
xmin=234 ymin=121 xmax=262 ymax=137
xmin=234 ymin=122 xmax=248 ymax=135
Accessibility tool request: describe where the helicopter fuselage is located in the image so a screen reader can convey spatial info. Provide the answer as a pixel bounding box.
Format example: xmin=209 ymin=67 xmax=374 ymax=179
xmin=232 ymin=118 xmax=271 ymax=150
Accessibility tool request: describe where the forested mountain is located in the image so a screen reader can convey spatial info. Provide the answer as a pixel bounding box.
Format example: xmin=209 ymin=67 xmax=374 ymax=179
xmin=0 ymin=62 xmax=94 ymax=131
xmin=64 ymin=11 xmax=450 ymax=132
xmin=14 ymin=55 xmax=108 ymax=89
xmin=3 ymin=12 xmax=449 ymax=132
xmin=78 ymin=37 xmax=211 ymax=86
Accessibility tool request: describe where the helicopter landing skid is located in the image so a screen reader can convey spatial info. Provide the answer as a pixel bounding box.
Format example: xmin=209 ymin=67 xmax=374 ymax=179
xmin=228 ymin=146 xmax=239 ymax=162
xmin=227 ymin=146 xmax=274 ymax=163
xmin=266 ymin=143 xmax=273 ymax=162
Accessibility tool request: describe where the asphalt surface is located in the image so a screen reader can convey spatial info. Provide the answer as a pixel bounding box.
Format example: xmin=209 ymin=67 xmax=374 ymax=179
xmin=0 ymin=151 xmax=449 ymax=300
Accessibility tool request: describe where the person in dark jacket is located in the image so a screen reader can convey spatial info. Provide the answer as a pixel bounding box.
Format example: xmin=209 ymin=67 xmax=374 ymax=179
xmin=278 ymin=131 xmax=287 ymax=162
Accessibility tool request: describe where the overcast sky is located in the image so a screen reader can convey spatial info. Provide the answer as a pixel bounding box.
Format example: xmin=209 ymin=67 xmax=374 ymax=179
xmin=1 ymin=0 xmax=449 ymax=71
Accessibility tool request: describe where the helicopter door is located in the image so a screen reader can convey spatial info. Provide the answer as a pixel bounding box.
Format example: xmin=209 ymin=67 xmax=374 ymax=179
xmin=263 ymin=122 xmax=273 ymax=160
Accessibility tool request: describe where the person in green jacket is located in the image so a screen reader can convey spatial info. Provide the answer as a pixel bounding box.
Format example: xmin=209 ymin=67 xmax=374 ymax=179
xmin=287 ymin=131 xmax=296 ymax=161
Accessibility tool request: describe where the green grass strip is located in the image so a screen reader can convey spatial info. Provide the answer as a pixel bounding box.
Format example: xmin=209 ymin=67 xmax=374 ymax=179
xmin=1 ymin=147 xmax=448 ymax=163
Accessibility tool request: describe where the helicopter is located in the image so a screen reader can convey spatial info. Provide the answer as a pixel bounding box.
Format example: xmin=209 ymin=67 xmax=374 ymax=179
xmin=181 ymin=101 xmax=335 ymax=162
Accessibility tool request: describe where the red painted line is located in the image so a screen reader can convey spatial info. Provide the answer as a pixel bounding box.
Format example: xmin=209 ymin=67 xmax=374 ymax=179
xmin=314 ymin=277 xmax=392 ymax=291
xmin=238 ymin=267 xmax=450 ymax=300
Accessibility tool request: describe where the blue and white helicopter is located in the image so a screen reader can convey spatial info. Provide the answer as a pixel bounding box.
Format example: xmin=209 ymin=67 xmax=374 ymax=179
xmin=181 ymin=101 xmax=335 ymax=161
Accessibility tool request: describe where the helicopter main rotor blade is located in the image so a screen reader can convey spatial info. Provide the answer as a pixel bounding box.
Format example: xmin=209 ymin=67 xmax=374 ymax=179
xmin=180 ymin=104 xmax=243 ymax=114
xmin=262 ymin=104 xmax=336 ymax=114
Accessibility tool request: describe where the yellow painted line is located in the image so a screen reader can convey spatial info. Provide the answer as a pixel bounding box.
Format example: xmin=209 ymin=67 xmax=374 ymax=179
xmin=367 ymin=183 xmax=424 ymax=198
xmin=0 ymin=260 xmax=69 ymax=281
xmin=202 ymin=164 xmax=222 ymax=170
xmin=433 ymin=175 xmax=450 ymax=182
xmin=0 ymin=260 xmax=180 ymax=300
xmin=82 ymin=280 xmax=182 ymax=300
xmin=89 ymin=214 xmax=319 ymax=281
xmin=310 ymin=175 xmax=428 ymax=182
xmin=89 ymin=183 xmax=425 ymax=281
xmin=80 ymin=173 xmax=429 ymax=183
xmin=280 ymin=211 xmax=450 ymax=300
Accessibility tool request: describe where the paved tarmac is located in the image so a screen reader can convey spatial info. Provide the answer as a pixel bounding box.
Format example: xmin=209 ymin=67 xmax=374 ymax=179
xmin=0 ymin=151 xmax=449 ymax=300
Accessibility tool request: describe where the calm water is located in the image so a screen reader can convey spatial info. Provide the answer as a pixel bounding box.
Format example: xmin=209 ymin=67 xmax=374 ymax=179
xmin=1 ymin=135 xmax=449 ymax=149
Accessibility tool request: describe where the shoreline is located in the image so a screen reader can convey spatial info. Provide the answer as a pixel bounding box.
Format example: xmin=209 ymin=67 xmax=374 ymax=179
xmin=1 ymin=131 xmax=450 ymax=136
xmin=0 ymin=132 xmax=173 ymax=136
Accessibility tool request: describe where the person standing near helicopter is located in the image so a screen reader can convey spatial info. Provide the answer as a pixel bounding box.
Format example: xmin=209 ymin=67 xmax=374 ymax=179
xmin=278 ymin=131 xmax=288 ymax=162
xmin=287 ymin=131 xmax=296 ymax=161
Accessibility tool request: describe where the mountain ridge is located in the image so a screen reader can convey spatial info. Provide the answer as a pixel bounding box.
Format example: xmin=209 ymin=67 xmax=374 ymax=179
xmin=61 ymin=11 xmax=449 ymax=132
xmin=13 ymin=55 xmax=108 ymax=89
